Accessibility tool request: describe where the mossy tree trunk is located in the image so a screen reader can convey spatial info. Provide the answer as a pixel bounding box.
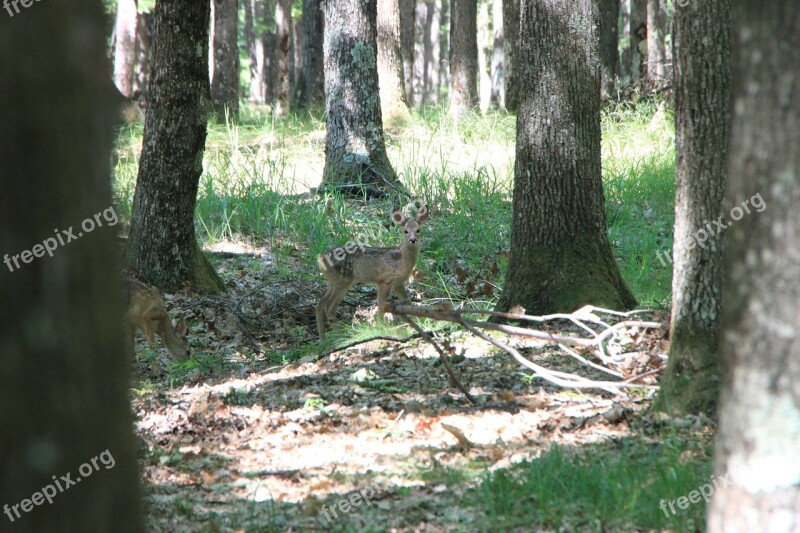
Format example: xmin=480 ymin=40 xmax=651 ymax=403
xmin=377 ymin=0 xmax=410 ymax=123
xmin=449 ymin=0 xmax=478 ymax=114
xmin=126 ymin=0 xmax=226 ymax=294
xmin=652 ymin=0 xmax=730 ymax=417
xmin=0 ymin=1 xmax=143 ymax=529
xmin=495 ymin=0 xmax=636 ymax=316
xmin=211 ymin=0 xmax=240 ymax=120
xmin=320 ymin=0 xmax=401 ymax=197
xmin=708 ymin=3 xmax=800 ymax=529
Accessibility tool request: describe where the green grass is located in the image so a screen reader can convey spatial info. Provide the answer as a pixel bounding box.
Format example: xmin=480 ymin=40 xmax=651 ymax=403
xmin=472 ymin=436 xmax=711 ymax=532
xmin=112 ymin=97 xmax=675 ymax=311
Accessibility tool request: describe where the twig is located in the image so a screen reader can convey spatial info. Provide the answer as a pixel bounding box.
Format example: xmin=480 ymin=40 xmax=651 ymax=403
xmin=323 ymin=332 xmax=425 ymax=354
xmin=397 ymin=314 xmax=477 ymax=405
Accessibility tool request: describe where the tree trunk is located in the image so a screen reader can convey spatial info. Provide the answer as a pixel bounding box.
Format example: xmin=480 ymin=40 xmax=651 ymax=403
xmin=502 ymin=0 xmax=519 ymax=111
xmin=0 ymin=2 xmax=143 ymax=529
xmin=653 ymin=0 xmax=730 ymax=417
xmin=708 ymin=4 xmax=800 ymax=529
xmin=291 ymin=16 xmax=301 ymax=95
xmin=113 ymin=0 xmax=138 ymax=96
xmin=630 ymin=0 xmax=646 ymax=83
xmin=273 ymin=0 xmax=292 ymax=115
xmin=245 ymin=0 xmax=268 ymax=103
xmin=646 ymin=0 xmax=666 ymax=84
xmin=422 ymin=0 xmax=442 ymax=106
xmin=477 ymin=0 xmax=492 ymax=111
xmin=449 ymin=0 xmax=478 ymax=114
xmin=439 ymin=0 xmax=450 ymax=98
xmin=293 ymin=0 xmax=325 ymax=108
xmin=619 ymin=0 xmax=630 ymax=83
xmin=126 ymin=0 xmax=225 ymax=294
xmin=134 ymin=11 xmax=154 ymax=95
xmin=413 ymin=1 xmax=426 ymax=107
xmin=377 ymin=0 xmax=410 ymax=122
xmin=490 ymin=0 xmax=505 ymax=110
xmin=495 ymin=0 xmax=636 ymax=315
xmin=399 ymin=0 xmax=416 ymax=102
xmin=600 ymin=0 xmax=620 ymax=99
xmin=320 ymin=0 xmax=401 ymax=196
xmin=211 ymin=0 xmax=240 ymax=120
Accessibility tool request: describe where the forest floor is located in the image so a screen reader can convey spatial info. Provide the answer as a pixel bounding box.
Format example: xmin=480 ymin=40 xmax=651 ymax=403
xmin=118 ymin=103 xmax=714 ymax=531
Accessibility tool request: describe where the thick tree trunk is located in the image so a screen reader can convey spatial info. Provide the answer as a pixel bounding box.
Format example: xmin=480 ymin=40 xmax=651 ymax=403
xmin=134 ymin=11 xmax=154 ymax=95
xmin=630 ymin=0 xmax=646 ymax=83
xmin=273 ymin=0 xmax=292 ymax=115
xmin=0 ymin=2 xmax=143 ymax=529
xmin=320 ymin=0 xmax=401 ymax=196
xmin=490 ymin=0 xmax=505 ymax=110
xmin=291 ymin=16 xmax=301 ymax=94
xmin=113 ymin=0 xmax=138 ymax=96
xmin=653 ymin=0 xmax=730 ymax=417
xmin=619 ymin=0 xmax=630 ymax=83
xmin=127 ymin=0 xmax=225 ymax=294
xmin=293 ymin=0 xmax=325 ymax=108
xmin=646 ymin=0 xmax=666 ymax=84
xmin=449 ymin=0 xmax=478 ymax=114
xmin=245 ymin=0 xmax=268 ymax=103
xmin=708 ymin=4 xmax=800 ymax=530
xmin=211 ymin=0 xmax=240 ymax=120
xmin=377 ymin=0 xmax=410 ymax=122
xmin=502 ymin=0 xmax=519 ymax=111
xmin=399 ymin=0 xmax=415 ymax=102
xmin=600 ymin=0 xmax=620 ymax=99
xmin=495 ymin=0 xmax=636 ymax=315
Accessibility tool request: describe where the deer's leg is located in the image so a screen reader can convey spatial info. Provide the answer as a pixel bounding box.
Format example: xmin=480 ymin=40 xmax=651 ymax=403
xmin=391 ymin=280 xmax=411 ymax=303
xmin=376 ymin=282 xmax=391 ymax=322
xmin=317 ymin=284 xmax=336 ymax=341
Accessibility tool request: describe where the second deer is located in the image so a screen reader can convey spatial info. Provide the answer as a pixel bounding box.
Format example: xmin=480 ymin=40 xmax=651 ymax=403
xmin=316 ymin=204 xmax=428 ymax=341
xmin=125 ymin=276 xmax=190 ymax=374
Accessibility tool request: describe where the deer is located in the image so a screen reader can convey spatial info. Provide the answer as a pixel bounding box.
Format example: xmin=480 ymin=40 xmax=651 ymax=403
xmin=316 ymin=204 xmax=428 ymax=342
xmin=124 ymin=276 xmax=190 ymax=374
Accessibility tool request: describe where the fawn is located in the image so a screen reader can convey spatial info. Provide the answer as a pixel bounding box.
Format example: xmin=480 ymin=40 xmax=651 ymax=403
xmin=124 ymin=276 xmax=190 ymax=373
xmin=316 ymin=204 xmax=428 ymax=341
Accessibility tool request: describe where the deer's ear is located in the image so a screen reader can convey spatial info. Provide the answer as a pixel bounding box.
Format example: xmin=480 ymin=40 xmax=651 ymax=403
xmin=417 ymin=204 xmax=429 ymax=223
xmin=174 ymin=319 xmax=187 ymax=336
xmin=391 ymin=209 xmax=406 ymax=225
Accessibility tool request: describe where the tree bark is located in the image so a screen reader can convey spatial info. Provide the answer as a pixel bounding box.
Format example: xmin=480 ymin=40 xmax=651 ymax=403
xmin=293 ymin=0 xmax=325 ymax=108
xmin=600 ymin=0 xmax=620 ymax=99
xmin=126 ymin=0 xmax=225 ymax=294
xmin=646 ymin=0 xmax=666 ymax=84
xmin=502 ymin=0 xmax=519 ymax=111
xmin=630 ymin=0 xmax=646 ymax=83
xmin=619 ymin=0 xmax=630 ymax=83
xmin=495 ymin=0 xmax=636 ymax=315
xmin=211 ymin=0 xmax=240 ymax=120
xmin=490 ymin=0 xmax=505 ymax=110
xmin=399 ymin=0 xmax=416 ymax=102
xmin=113 ymin=0 xmax=138 ymax=96
xmin=245 ymin=0 xmax=268 ymax=103
xmin=439 ymin=0 xmax=450 ymax=98
xmin=0 ymin=2 xmax=143 ymax=530
xmin=377 ymin=0 xmax=410 ymax=122
xmin=449 ymin=0 xmax=478 ymax=114
xmin=653 ymin=0 xmax=730 ymax=417
xmin=708 ymin=4 xmax=800 ymax=530
xmin=320 ymin=0 xmax=401 ymax=196
xmin=477 ymin=0 xmax=493 ymax=111
xmin=273 ymin=0 xmax=292 ymax=115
